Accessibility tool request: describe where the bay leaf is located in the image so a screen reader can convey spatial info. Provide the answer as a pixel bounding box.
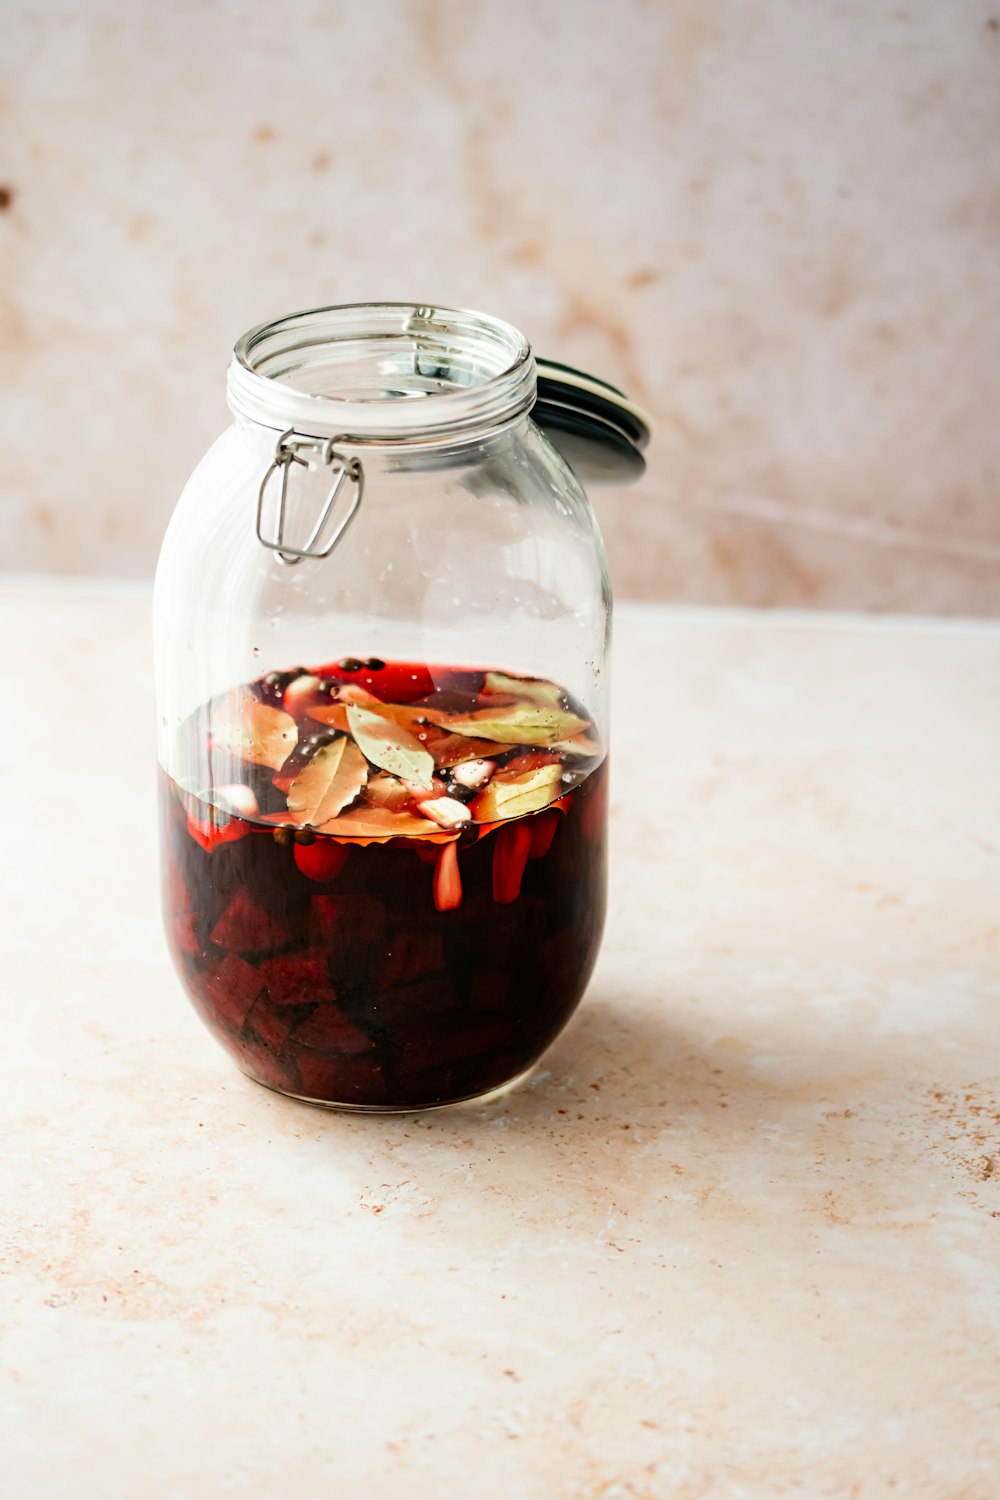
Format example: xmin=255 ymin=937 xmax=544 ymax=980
xmin=311 ymin=690 xmax=424 ymax=721
xmin=472 ymin=761 xmax=564 ymax=821
xmin=346 ymin=705 xmax=435 ymax=788
xmin=312 ymin=699 xmax=443 ymax=752
xmin=210 ymin=691 xmax=298 ymax=771
xmin=425 ymin=702 xmax=588 ymax=746
xmin=287 ymin=736 xmax=368 ymax=826
xmin=482 ymin=670 xmax=564 ymax=706
xmin=317 ymin=805 xmax=443 ymax=841
xmin=365 ymin=773 xmax=412 ymax=812
xmin=306 ymin=702 xmax=351 ymax=733
xmin=431 ymin=733 xmax=515 ymax=768
xmin=549 ymin=733 xmax=602 ymax=758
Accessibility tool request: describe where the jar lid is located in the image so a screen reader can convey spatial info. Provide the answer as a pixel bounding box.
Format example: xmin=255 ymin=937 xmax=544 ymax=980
xmin=533 ymin=358 xmax=652 ymax=486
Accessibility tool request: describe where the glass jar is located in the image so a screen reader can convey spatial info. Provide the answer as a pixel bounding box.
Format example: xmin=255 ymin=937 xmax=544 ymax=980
xmin=154 ymin=303 xmax=612 ymax=1110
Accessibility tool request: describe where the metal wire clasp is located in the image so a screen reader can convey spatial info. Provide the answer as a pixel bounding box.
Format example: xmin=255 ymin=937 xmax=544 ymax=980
xmin=256 ymin=429 xmax=364 ymax=565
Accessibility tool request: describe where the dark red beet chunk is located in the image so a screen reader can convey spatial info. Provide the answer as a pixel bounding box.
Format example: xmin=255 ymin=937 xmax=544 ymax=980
xmin=258 ymin=952 xmax=334 ymax=1007
xmin=201 ymin=955 xmax=263 ymax=1030
xmin=293 ymin=1004 xmax=373 ymax=1055
xmin=245 ymin=996 xmax=297 ymax=1052
xmin=210 ymin=890 xmax=291 ymax=954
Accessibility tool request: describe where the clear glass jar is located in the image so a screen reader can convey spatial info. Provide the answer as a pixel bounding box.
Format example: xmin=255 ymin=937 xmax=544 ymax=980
xmin=154 ymin=303 xmax=611 ymax=1110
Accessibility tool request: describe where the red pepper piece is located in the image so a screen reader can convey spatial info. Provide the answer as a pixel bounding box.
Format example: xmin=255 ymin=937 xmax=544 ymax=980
xmin=492 ymin=821 xmax=532 ymax=904
xmin=185 ymin=810 xmax=250 ymax=854
xmin=528 ymin=810 xmax=560 ymax=860
xmin=359 ymin=660 xmax=436 ymax=702
xmin=433 ymin=840 xmax=463 ymax=911
xmin=293 ymin=839 xmax=349 ymax=883
xmin=314 ymin=658 xmax=436 ymax=703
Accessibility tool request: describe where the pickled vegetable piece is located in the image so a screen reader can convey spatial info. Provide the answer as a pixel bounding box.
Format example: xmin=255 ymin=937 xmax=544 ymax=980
xmin=287 ymin=737 xmax=368 ymax=825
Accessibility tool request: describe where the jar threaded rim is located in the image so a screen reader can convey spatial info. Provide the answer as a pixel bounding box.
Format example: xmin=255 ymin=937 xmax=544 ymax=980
xmin=228 ymin=302 xmax=535 ymax=443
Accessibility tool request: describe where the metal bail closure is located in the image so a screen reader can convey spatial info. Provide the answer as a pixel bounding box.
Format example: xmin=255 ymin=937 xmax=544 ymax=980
xmin=256 ymin=429 xmax=364 ymax=565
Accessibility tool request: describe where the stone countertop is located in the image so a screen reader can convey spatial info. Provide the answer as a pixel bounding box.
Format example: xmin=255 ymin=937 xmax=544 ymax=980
xmin=2 ymin=578 xmax=999 ymax=1500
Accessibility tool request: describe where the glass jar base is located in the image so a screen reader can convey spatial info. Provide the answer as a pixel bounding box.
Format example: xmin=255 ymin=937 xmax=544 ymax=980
xmin=239 ymin=1060 xmax=541 ymax=1115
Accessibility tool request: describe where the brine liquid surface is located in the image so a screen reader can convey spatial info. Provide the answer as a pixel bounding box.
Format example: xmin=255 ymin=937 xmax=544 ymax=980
xmin=160 ymin=656 xmax=607 ymax=1108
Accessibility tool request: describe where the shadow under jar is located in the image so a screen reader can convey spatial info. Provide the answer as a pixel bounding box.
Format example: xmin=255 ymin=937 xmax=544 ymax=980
xmin=154 ymin=303 xmax=612 ymax=1110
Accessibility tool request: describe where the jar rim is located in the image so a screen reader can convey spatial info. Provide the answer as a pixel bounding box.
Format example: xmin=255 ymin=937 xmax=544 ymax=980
xmin=227 ymin=302 xmax=536 ymax=443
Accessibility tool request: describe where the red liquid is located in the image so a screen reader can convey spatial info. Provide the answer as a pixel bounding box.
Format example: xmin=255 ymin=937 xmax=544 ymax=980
xmin=159 ymin=659 xmax=607 ymax=1109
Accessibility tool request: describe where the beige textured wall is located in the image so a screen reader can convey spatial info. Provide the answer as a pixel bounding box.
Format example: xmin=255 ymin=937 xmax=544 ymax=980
xmin=2 ymin=0 xmax=999 ymax=610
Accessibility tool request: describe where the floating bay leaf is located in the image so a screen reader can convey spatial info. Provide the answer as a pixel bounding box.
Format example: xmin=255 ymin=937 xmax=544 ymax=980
xmin=210 ymin=691 xmax=298 ymax=771
xmin=365 ymin=773 xmax=412 ymax=812
xmin=317 ymin=805 xmax=443 ymax=841
xmin=287 ymin=737 xmax=368 ymax=826
xmin=482 ymin=671 xmax=564 ymax=706
xmin=472 ymin=761 xmax=564 ymax=821
xmin=346 ymin=705 xmax=435 ymax=788
xmin=549 ymin=733 xmax=602 ymax=758
xmin=306 ymin=702 xmax=351 ymax=733
xmin=431 ymin=733 xmax=515 ymax=768
xmin=309 ymin=698 xmax=431 ymax=736
xmin=425 ymin=702 xmax=588 ymax=746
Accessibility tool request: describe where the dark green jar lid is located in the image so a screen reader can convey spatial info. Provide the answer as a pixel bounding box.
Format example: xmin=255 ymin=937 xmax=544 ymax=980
xmin=532 ymin=358 xmax=652 ymax=486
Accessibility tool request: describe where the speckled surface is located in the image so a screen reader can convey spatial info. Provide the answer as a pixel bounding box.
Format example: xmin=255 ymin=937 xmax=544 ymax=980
xmin=2 ymin=579 xmax=1000 ymax=1498
xmin=2 ymin=2 xmax=1000 ymax=610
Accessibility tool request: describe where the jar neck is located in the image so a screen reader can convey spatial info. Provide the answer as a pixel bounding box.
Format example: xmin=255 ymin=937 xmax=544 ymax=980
xmin=227 ymin=303 xmax=536 ymax=448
